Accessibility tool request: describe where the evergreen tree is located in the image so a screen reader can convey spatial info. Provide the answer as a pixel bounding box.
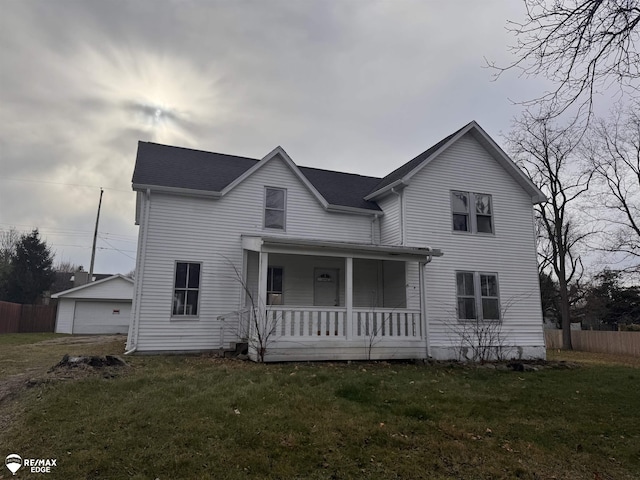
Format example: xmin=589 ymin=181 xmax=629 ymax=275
xmin=5 ymin=229 xmax=55 ymax=304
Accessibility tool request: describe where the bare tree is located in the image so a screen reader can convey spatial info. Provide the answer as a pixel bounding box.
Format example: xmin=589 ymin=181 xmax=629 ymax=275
xmin=491 ymin=0 xmax=640 ymax=119
xmin=586 ymin=106 xmax=640 ymax=271
xmin=220 ymin=258 xmax=279 ymax=362
xmin=508 ymin=111 xmax=593 ymax=349
xmin=55 ymin=260 xmax=80 ymax=273
xmin=0 ymin=227 xmax=20 ymax=299
xmin=447 ymin=296 xmax=527 ymax=363
xmin=0 ymin=227 xmax=20 ymax=262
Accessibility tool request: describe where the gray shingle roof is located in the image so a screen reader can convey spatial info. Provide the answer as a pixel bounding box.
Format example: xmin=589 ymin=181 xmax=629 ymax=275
xmin=371 ymin=122 xmax=471 ymax=193
xmin=298 ymin=166 xmax=381 ymax=211
xmin=132 ymin=142 xmax=258 ymax=192
xmin=133 ymin=142 xmax=383 ymax=211
xmin=132 ymin=123 xmax=473 ymax=212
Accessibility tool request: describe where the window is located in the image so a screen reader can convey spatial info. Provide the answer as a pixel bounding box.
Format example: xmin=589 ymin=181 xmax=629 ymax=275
xmin=173 ymin=262 xmax=200 ymax=316
xmin=475 ymin=194 xmax=493 ymax=233
xmin=452 ymin=191 xmax=470 ymax=232
xmin=451 ymin=191 xmax=493 ymax=234
xmin=456 ymin=271 xmax=500 ymax=320
xmin=264 ymin=187 xmax=286 ymax=230
xmin=267 ymin=267 xmax=283 ymax=305
xmin=456 ymin=271 xmax=476 ymax=319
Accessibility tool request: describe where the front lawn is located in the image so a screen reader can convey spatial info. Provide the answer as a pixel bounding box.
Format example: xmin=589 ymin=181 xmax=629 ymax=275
xmin=0 ymin=335 xmax=638 ymax=479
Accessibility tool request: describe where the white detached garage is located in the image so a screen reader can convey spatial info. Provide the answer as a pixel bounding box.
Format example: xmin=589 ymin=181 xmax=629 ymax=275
xmin=53 ymin=275 xmax=134 ymax=334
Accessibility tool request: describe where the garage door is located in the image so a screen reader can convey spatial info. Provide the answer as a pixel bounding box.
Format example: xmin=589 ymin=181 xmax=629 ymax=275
xmin=73 ymin=301 xmax=131 ymax=334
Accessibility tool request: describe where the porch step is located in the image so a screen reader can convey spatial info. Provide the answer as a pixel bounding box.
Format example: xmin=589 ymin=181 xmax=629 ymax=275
xmin=223 ymin=342 xmax=248 ymax=359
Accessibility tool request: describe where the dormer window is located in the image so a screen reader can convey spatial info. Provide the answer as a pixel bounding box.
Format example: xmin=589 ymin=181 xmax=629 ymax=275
xmin=264 ymin=187 xmax=286 ymax=230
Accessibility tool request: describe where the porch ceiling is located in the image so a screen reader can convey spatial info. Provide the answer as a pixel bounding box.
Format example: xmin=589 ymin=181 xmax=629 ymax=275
xmin=241 ymin=235 xmax=443 ymax=262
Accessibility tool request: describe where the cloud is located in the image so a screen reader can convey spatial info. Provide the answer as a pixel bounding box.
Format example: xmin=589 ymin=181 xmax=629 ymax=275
xmin=1 ymin=0 xmax=541 ymax=274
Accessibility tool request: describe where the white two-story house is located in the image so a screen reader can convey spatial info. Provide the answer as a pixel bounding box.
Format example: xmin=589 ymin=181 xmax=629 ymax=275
xmin=126 ymin=121 xmax=546 ymax=362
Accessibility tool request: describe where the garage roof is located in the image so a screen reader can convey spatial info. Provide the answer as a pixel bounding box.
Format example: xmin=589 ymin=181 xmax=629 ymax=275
xmin=51 ymin=274 xmax=134 ymax=300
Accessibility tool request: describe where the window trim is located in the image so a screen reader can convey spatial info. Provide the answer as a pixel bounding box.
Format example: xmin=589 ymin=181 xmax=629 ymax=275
xmin=171 ymin=261 xmax=201 ymax=319
xmin=266 ymin=266 xmax=284 ymax=305
xmin=264 ymin=187 xmax=287 ymax=231
xmin=455 ymin=271 xmax=501 ymax=321
xmin=450 ymin=191 xmax=494 ymax=235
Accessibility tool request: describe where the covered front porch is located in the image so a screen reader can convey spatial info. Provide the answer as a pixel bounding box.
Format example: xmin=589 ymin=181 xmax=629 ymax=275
xmin=227 ymin=235 xmax=440 ymax=362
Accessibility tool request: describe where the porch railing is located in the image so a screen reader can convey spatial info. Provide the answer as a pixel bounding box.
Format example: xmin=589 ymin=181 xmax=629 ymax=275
xmin=265 ymin=307 xmax=421 ymax=340
xmin=266 ymin=307 xmax=347 ymax=338
xmin=220 ymin=306 xmax=422 ymax=344
xmin=353 ymin=308 xmax=421 ymax=338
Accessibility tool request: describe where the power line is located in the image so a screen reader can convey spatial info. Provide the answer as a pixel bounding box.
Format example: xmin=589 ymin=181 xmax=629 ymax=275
xmin=0 ymin=177 xmax=131 ymax=193
xmin=0 ymin=223 xmax=138 ymax=241
xmin=99 ymin=236 xmax=137 ymax=260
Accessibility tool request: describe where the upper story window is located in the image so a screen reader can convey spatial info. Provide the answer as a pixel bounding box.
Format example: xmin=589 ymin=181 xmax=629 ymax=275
xmin=456 ymin=271 xmax=500 ymax=321
xmin=451 ymin=191 xmax=493 ymax=234
xmin=173 ymin=262 xmax=200 ymax=316
xmin=264 ymin=187 xmax=286 ymax=230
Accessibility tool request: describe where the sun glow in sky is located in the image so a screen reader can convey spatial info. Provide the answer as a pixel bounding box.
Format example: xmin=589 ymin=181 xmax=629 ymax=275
xmin=0 ymin=1 xmax=626 ymax=275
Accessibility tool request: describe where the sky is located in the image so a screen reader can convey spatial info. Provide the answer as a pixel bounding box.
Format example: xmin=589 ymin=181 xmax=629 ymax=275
xmin=0 ymin=0 xmax=555 ymax=275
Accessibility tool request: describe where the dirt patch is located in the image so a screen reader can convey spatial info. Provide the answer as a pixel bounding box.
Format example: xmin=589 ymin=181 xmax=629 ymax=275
xmin=36 ymin=334 xmax=127 ymax=346
xmin=0 ymin=354 xmax=130 ymax=403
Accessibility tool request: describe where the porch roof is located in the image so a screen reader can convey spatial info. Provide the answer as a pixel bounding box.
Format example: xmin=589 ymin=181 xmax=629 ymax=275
xmin=242 ymin=235 xmax=443 ymax=262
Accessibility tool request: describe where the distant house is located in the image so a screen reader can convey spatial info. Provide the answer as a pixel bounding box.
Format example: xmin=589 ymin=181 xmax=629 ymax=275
xmin=50 ymin=268 xmax=112 ymax=295
xmin=53 ymin=275 xmax=133 ymax=334
xmin=126 ymin=121 xmax=547 ymax=361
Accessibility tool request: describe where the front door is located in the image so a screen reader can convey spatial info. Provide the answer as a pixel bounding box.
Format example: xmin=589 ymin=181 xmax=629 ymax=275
xmin=314 ymin=268 xmax=339 ymax=306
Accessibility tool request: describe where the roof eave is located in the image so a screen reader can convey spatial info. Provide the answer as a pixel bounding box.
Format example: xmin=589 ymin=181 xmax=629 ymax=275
xmin=132 ymin=183 xmax=222 ymax=199
xmin=242 ymin=234 xmax=443 ymax=261
xmin=364 ymin=179 xmax=407 ymax=201
xmin=326 ymin=204 xmax=383 ymax=216
xmin=51 ymin=274 xmax=134 ymax=298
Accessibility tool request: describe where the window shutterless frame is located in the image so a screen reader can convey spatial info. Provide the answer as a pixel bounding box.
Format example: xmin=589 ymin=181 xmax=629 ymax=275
xmin=172 ymin=261 xmax=201 ymax=318
xmin=264 ymin=187 xmax=286 ymax=230
xmin=455 ymin=271 xmax=500 ymax=321
xmin=266 ymin=266 xmax=284 ymax=305
xmin=451 ymin=191 xmax=494 ymax=235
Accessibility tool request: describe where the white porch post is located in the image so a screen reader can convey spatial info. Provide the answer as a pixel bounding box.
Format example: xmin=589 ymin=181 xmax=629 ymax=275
xmin=419 ymin=261 xmax=430 ymax=358
xmin=345 ymin=256 xmax=353 ymax=340
xmin=257 ymin=251 xmax=269 ymax=310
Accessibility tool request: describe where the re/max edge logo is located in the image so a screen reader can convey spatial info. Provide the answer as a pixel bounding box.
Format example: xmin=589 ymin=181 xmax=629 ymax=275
xmin=5 ymin=454 xmax=58 ymax=475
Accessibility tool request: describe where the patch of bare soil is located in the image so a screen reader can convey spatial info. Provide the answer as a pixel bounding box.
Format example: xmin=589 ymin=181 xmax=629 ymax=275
xmin=0 ymin=340 xmax=130 ymax=441
xmin=36 ymin=334 xmax=127 ymax=346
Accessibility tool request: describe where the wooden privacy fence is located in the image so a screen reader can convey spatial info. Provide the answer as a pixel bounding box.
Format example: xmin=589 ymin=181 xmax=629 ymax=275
xmin=0 ymin=301 xmax=57 ymax=334
xmin=545 ymin=330 xmax=640 ymax=357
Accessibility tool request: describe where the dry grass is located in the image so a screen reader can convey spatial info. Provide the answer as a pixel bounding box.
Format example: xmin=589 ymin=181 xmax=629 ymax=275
xmin=0 ymin=335 xmax=638 ymax=479
xmin=547 ymin=348 xmax=640 ymax=368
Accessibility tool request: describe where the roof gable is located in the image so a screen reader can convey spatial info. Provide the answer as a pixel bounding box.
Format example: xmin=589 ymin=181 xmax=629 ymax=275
xmin=220 ymin=146 xmax=329 ymax=210
xmin=365 ymin=121 xmax=546 ymax=203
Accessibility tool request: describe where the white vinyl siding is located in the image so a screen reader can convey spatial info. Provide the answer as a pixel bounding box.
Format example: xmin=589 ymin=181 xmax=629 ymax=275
xmin=403 ymin=132 xmax=544 ymax=358
xmin=55 ymin=299 xmax=75 ymax=334
xmin=378 ymin=194 xmax=401 ymax=245
xmin=131 ymin=155 xmax=376 ymax=352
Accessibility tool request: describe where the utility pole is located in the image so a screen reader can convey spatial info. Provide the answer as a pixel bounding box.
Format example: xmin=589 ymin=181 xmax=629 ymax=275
xmin=89 ymin=188 xmax=104 ymax=282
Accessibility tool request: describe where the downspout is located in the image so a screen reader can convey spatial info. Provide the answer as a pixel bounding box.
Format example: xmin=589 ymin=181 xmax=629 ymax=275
xmin=420 ymin=253 xmax=433 ymax=358
xmin=370 ymin=213 xmax=380 ymax=245
xmin=125 ymin=188 xmax=151 ymax=355
xmin=391 ymin=187 xmax=404 ymax=246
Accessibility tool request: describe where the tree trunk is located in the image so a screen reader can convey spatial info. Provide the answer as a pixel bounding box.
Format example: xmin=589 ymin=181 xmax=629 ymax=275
xmin=558 ymin=278 xmax=573 ymax=350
